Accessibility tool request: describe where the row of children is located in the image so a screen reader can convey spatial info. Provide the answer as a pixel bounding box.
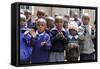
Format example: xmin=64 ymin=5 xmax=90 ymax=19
xmin=20 ymin=9 xmax=96 ymax=64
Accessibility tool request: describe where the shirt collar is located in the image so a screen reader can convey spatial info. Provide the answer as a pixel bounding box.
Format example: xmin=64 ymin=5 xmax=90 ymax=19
xmin=69 ymin=35 xmax=78 ymax=39
xmin=51 ymin=27 xmax=66 ymax=32
xmin=20 ymin=27 xmax=27 ymax=31
xmin=36 ymin=31 xmax=45 ymax=36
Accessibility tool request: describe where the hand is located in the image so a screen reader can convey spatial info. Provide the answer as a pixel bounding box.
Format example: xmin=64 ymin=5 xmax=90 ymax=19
xmin=29 ymin=29 xmax=36 ymax=38
xmin=59 ymin=32 xmax=65 ymax=38
xmin=24 ymin=30 xmax=30 ymax=35
xmin=70 ymin=43 xmax=77 ymax=48
xmin=26 ymin=16 xmax=32 ymax=22
xmin=41 ymin=41 xmax=46 ymax=47
xmin=92 ymin=24 xmax=96 ymax=30
xmin=57 ymin=31 xmax=64 ymax=38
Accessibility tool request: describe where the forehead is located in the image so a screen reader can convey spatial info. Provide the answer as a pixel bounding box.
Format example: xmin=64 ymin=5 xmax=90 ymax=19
xmin=37 ymin=11 xmax=45 ymax=14
xmin=47 ymin=19 xmax=54 ymax=22
xmin=82 ymin=16 xmax=90 ymax=19
xmin=55 ymin=19 xmax=64 ymax=22
xmin=37 ymin=21 xmax=46 ymax=26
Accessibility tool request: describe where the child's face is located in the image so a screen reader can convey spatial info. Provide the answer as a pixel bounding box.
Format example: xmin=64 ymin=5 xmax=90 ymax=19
xmin=82 ymin=16 xmax=90 ymax=25
xmin=20 ymin=20 xmax=26 ymax=28
xmin=36 ymin=22 xmax=46 ymax=33
xmin=37 ymin=12 xmax=45 ymax=18
xmin=74 ymin=15 xmax=78 ymax=19
xmin=26 ymin=14 xmax=32 ymax=20
xmin=55 ymin=19 xmax=64 ymax=30
xmin=47 ymin=20 xmax=54 ymax=27
xmin=69 ymin=29 xmax=77 ymax=36
xmin=24 ymin=12 xmax=31 ymax=19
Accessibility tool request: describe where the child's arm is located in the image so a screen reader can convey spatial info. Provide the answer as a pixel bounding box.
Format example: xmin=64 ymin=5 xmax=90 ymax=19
xmin=23 ymin=32 xmax=32 ymax=44
xmin=60 ymin=31 xmax=68 ymax=44
xmin=28 ymin=29 xmax=36 ymax=38
xmin=23 ymin=31 xmax=35 ymax=47
xmin=50 ymin=30 xmax=58 ymax=44
xmin=91 ymin=26 xmax=96 ymax=39
xmin=41 ymin=35 xmax=51 ymax=50
xmin=78 ymin=27 xmax=85 ymax=40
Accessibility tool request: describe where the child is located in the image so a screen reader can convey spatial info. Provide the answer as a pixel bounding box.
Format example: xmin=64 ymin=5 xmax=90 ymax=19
xmin=24 ymin=18 xmax=51 ymax=63
xmin=20 ymin=14 xmax=32 ymax=64
xmin=36 ymin=9 xmax=46 ymax=20
xmin=45 ymin=16 xmax=55 ymax=34
xmin=65 ymin=21 xmax=80 ymax=61
xmin=73 ymin=13 xmax=81 ymax=26
xmin=49 ymin=16 xmax=68 ymax=62
xmin=79 ymin=13 xmax=96 ymax=61
xmin=34 ymin=10 xmax=46 ymax=31
xmin=24 ymin=10 xmax=35 ymax=28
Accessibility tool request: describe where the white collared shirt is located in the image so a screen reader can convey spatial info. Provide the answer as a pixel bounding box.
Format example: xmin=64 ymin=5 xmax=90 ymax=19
xmin=68 ymin=35 xmax=79 ymax=39
xmin=51 ymin=27 xmax=66 ymax=32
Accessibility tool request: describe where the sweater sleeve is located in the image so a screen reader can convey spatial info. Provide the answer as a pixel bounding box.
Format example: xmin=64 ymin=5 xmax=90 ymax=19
xmin=23 ymin=33 xmax=33 ymax=46
xmin=50 ymin=30 xmax=58 ymax=44
xmin=43 ymin=34 xmax=52 ymax=50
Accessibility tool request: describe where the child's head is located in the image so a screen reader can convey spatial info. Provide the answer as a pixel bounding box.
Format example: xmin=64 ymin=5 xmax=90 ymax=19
xmin=37 ymin=10 xmax=45 ymax=18
xmin=64 ymin=14 xmax=70 ymax=19
xmin=82 ymin=13 xmax=90 ymax=25
xmin=73 ymin=13 xmax=79 ymax=19
xmin=55 ymin=16 xmax=64 ymax=30
xmin=46 ymin=16 xmax=55 ymax=29
xmin=24 ymin=10 xmax=32 ymax=20
xmin=20 ymin=14 xmax=26 ymax=28
xmin=54 ymin=13 xmax=60 ymax=18
xmin=36 ymin=18 xmax=47 ymax=33
xmin=20 ymin=9 xmax=24 ymax=14
xmin=68 ymin=21 xmax=78 ymax=36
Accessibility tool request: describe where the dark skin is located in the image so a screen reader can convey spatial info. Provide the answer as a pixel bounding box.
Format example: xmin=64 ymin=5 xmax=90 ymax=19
xmin=46 ymin=19 xmax=54 ymax=30
xmin=69 ymin=29 xmax=77 ymax=36
xmin=74 ymin=15 xmax=78 ymax=19
xmin=55 ymin=19 xmax=64 ymax=31
xmin=55 ymin=19 xmax=66 ymax=39
xmin=37 ymin=11 xmax=45 ymax=18
xmin=82 ymin=16 xmax=90 ymax=25
xmin=20 ymin=19 xmax=26 ymax=28
xmin=25 ymin=13 xmax=32 ymax=22
xmin=36 ymin=22 xmax=47 ymax=47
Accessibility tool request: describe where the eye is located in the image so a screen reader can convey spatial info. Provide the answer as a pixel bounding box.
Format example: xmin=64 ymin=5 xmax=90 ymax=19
xmin=41 ymin=24 xmax=45 ymax=26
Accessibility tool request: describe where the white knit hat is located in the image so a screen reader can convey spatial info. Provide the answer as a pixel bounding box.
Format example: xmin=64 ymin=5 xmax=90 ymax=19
xmin=68 ymin=21 xmax=78 ymax=32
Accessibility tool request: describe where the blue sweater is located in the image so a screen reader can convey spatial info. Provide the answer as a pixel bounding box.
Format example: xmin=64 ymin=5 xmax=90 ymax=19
xmin=20 ymin=30 xmax=32 ymax=62
xmin=50 ymin=28 xmax=68 ymax=52
xmin=25 ymin=31 xmax=51 ymax=63
xmin=27 ymin=19 xmax=35 ymax=28
xmin=74 ymin=18 xmax=81 ymax=26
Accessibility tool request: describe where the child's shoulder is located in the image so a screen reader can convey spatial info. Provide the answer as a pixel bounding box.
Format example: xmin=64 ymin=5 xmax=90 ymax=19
xmin=44 ymin=33 xmax=50 ymax=37
xmin=50 ymin=28 xmax=58 ymax=33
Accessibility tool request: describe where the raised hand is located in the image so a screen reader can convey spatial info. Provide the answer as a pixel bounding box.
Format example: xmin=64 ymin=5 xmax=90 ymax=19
xmin=41 ymin=41 xmax=46 ymax=47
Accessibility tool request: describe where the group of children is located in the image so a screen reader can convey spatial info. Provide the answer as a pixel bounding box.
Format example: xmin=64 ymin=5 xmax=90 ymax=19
xmin=20 ymin=9 xmax=96 ymax=64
